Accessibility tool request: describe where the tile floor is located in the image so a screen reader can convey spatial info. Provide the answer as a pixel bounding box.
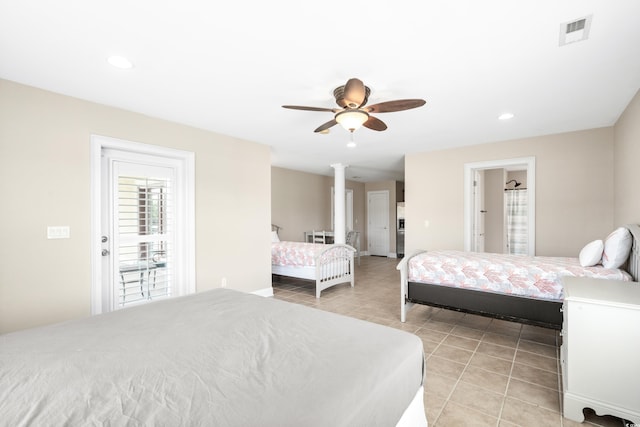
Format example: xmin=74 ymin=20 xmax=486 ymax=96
xmin=272 ymin=255 xmax=628 ymax=427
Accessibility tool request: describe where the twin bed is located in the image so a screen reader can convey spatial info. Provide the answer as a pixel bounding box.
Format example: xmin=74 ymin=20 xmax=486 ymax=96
xmin=271 ymin=234 xmax=356 ymax=298
xmin=1 ymin=288 xmax=426 ymax=426
xmin=397 ymin=224 xmax=640 ymax=329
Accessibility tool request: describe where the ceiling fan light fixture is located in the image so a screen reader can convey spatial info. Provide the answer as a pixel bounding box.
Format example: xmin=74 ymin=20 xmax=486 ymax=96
xmin=282 ymin=78 xmax=426 ymax=134
xmin=347 ymin=132 xmax=357 ymax=148
xmin=335 ymin=110 xmax=369 ymax=132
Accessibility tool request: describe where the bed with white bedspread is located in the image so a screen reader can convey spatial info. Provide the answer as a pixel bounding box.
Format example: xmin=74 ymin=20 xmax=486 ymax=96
xmin=272 ymin=240 xmax=355 ymax=297
xmin=0 ymin=288 xmax=426 ymax=426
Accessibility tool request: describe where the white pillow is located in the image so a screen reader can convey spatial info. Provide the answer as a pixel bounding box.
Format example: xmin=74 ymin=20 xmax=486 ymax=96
xmin=271 ymin=231 xmax=280 ymax=242
xmin=602 ymin=227 xmax=632 ymax=269
xmin=578 ymin=239 xmax=604 ymax=267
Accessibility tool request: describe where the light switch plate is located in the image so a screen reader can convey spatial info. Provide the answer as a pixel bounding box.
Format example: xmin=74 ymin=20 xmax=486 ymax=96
xmin=47 ymin=226 xmax=70 ymax=239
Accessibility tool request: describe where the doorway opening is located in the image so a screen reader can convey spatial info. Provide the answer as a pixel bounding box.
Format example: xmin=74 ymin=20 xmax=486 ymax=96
xmin=464 ymin=157 xmax=536 ymax=255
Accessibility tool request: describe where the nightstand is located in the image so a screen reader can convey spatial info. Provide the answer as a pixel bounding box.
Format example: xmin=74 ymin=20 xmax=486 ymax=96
xmin=561 ymin=277 xmax=640 ymax=424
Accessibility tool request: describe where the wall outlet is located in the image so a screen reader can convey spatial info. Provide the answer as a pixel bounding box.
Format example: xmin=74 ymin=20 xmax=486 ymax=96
xmin=47 ymin=226 xmax=70 ymax=239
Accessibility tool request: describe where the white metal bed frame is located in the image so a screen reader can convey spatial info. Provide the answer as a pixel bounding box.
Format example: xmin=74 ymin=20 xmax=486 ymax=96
xmin=272 ymin=243 xmax=356 ymax=298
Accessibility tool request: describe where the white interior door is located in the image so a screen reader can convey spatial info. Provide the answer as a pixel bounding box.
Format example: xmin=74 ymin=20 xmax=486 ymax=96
xmin=91 ymin=136 xmax=195 ymax=315
xmin=367 ymin=190 xmax=389 ymax=256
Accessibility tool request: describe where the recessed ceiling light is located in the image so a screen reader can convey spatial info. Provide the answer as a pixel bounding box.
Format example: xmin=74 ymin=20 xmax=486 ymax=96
xmin=498 ymin=113 xmax=514 ymax=120
xmin=107 ymin=55 xmax=133 ymax=69
xmin=346 ymin=141 xmax=357 ymax=148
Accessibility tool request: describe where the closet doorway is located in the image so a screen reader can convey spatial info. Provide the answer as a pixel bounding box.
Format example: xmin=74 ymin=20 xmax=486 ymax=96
xmin=464 ymin=157 xmax=536 ymax=256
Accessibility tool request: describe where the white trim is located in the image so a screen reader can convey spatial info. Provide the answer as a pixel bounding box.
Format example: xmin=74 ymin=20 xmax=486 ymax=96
xmin=90 ymin=135 xmax=195 ymax=315
xmin=251 ymin=287 xmax=274 ymax=297
xmin=464 ymin=156 xmax=536 ymax=255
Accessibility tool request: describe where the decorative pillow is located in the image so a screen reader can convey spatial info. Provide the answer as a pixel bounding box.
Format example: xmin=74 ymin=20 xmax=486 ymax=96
xmin=602 ymin=227 xmax=632 ymax=269
xmin=578 ymin=239 xmax=604 ymax=267
xmin=271 ymin=231 xmax=280 ymax=243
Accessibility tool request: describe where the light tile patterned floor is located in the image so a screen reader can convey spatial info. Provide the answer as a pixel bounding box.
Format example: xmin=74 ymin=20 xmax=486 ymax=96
xmin=272 ymin=255 xmax=628 ymax=427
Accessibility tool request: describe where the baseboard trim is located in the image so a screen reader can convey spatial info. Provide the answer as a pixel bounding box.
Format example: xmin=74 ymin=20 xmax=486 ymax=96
xmin=252 ymin=287 xmax=274 ymax=297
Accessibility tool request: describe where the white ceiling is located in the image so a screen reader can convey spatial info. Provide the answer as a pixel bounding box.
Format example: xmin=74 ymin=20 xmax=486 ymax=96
xmin=1 ymin=1 xmax=639 ymax=182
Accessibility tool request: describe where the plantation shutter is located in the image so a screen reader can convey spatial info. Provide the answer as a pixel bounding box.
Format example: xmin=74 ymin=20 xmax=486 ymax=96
xmin=115 ymin=170 xmax=174 ymax=308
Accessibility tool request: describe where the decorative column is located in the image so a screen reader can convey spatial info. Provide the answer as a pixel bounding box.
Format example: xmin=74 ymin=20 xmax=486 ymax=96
xmin=331 ymin=163 xmax=347 ymax=244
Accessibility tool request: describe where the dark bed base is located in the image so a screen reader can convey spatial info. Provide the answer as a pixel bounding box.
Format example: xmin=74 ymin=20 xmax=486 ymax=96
xmin=408 ymin=281 xmax=563 ymax=330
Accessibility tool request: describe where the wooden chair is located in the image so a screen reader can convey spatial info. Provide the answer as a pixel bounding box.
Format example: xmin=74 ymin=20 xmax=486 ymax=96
xmin=311 ymin=230 xmax=327 ymax=244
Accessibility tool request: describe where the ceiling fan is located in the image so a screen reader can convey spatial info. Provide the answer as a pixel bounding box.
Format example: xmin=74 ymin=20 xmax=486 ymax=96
xmin=282 ymin=78 xmax=426 ymax=134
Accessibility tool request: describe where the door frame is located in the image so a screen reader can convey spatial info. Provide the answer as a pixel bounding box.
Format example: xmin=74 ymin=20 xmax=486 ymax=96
xmin=472 ymin=169 xmax=485 ymax=252
xmin=90 ymin=135 xmax=196 ymax=315
xmin=463 ymin=156 xmax=535 ymax=255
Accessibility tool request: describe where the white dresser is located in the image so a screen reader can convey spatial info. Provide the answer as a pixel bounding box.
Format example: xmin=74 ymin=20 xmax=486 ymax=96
xmin=561 ymin=277 xmax=640 ymax=424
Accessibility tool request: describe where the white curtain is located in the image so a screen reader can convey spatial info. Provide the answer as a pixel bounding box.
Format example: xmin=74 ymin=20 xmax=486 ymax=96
xmin=505 ymin=189 xmax=528 ymax=255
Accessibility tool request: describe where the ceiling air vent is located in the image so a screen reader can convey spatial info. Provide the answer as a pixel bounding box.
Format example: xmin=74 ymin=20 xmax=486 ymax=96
xmin=559 ymin=15 xmax=592 ymax=46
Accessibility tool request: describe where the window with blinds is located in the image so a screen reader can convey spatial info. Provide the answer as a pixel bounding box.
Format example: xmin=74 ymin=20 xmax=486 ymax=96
xmin=117 ymin=175 xmax=173 ymax=307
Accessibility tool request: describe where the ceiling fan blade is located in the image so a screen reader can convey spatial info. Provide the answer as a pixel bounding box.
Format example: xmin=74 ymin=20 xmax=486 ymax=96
xmin=314 ymin=119 xmax=338 ymax=133
xmin=342 ymin=78 xmax=367 ymax=108
xmin=363 ymin=116 xmax=387 ymax=131
xmin=364 ymin=99 xmax=426 ymax=114
xmin=282 ymin=105 xmax=337 ymax=113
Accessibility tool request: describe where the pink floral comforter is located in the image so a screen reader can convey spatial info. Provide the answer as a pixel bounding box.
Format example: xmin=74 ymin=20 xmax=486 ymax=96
xmin=408 ymin=250 xmax=631 ymax=301
xmin=271 ymin=241 xmax=324 ymax=267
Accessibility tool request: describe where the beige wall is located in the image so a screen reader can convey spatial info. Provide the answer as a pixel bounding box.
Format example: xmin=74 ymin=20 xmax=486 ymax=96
xmin=405 ymin=127 xmax=616 ymax=257
xmin=271 ymin=167 xmax=366 ymax=246
xmin=0 ymin=79 xmax=272 ymax=333
xmin=270 ymin=172 xmax=402 ymax=255
xmin=614 ymin=89 xmax=640 ymax=226
xmin=507 ymin=170 xmax=527 ymax=188
xmin=484 ymin=169 xmax=504 ymax=253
